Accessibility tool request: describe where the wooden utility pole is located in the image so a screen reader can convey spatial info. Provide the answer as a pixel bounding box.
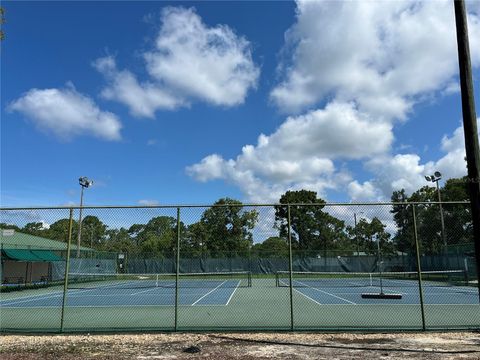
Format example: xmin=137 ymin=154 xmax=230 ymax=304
xmin=453 ymin=0 xmax=480 ymax=301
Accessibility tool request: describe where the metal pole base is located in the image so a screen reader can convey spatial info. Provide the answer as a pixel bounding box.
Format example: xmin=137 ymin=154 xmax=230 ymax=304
xmin=361 ymin=293 xmax=403 ymax=299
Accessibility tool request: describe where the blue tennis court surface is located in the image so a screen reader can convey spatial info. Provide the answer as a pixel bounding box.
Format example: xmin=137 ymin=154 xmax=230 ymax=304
xmin=2 ymin=278 xmax=478 ymax=309
xmin=1 ymin=279 xmax=241 ymax=307
xmin=290 ymin=281 xmax=478 ymax=305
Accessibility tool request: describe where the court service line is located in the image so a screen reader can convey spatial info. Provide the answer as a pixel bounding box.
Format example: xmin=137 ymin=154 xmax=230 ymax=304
xmin=0 ymin=285 xmax=111 ymax=306
xmin=294 ymin=287 xmax=323 ymax=305
xmin=0 ymin=279 xmax=149 ymax=306
xmin=294 ymin=280 xmax=357 ymax=304
xmin=225 ymin=281 xmax=241 ymax=306
xmin=278 ymin=279 xmax=322 ymax=305
xmin=191 ymin=281 xmax=228 ymax=306
xmin=130 ymin=287 xmax=161 ymax=296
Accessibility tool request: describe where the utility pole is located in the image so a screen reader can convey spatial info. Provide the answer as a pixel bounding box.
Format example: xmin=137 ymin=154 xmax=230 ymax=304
xmin=454 ymin=0 xmax=480 ymax=301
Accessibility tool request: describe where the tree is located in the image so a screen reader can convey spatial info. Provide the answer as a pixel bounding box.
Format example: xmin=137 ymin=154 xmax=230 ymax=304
xmin=390 ymin=178 xmax=472 ymax=256
xmin=0 ymin=7 xmax=5 ymax=41
xmin=353 ymin=217 xmax=394 ymax=256
xmin=274 ymin=190 xmax=349 ymax=255
xmin=21 ymin=222 xmax=45 ymax=236
xmin=80 ymin=216 xmax=107 ymax=249
xmin=390 ymin=189 xmax=414 ymax=254
xmin=102 ymin=228 xmax=135 ymax=254
xmin=118 ymin=216 xmax=187 ymax=257
xmin=182 ymin=222 xmax=208 ymax=258
xmin=251 ymin=237 xmax=289 ymax=258
xmin=127 ymin=224 xmax=146 ymax=247
xmin=275 ymin=190 xmax=324 ymax=251
xmin=199 ymin=198 xmax=258 ymax=257
xmin=46 ymin=218 xmax=78 ymax=243
xmin=441 ymin=177 xmax=473 ymax=247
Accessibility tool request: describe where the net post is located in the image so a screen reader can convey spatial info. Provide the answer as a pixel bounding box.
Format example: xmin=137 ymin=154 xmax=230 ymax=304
xmin=60 ymin=208 xmax=74 ymax=333
xmin=412 ymin=204 xmax=426 ymax=331
xmin=287 ymin=204 xmax=294 ymax=331
xmin=463 ymin=258 xmax=469 ymax=285
xmin=174 ymin=207 xmax=181 ymax=332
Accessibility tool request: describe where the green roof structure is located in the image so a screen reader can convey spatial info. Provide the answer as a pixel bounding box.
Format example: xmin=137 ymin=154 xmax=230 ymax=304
xmin=0 ymin=230 xmax=92 ymax=251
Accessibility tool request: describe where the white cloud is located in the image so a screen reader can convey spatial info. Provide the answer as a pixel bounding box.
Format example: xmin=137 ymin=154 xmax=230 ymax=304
xmin=354 ymin=122 xmax=476 ymax=200
xmin=138 ymin=199 xmax=160 ymax=206
xmin=347 ymin=181 xmax=383 ymax=202
xmin=188 ymin=102 xmax=391 ymax=202
xmin=145 ymin=7 xmax=259 ymax=106
xmin=95 ymin=7 xmax=259 ymax=117
xmin=186 ymin=154 xmax=227 ymax=182
xmin=435 ymin=125 xmax=471 ymax=179
xmin=271 ymin=1 xmax=480 ymax=119
xmin=188 ymin=1 xmax=479 ymax=203
xmin=365 ymin=154 xmax=430 ymax=197
xmin=8 ymin=84 xmax=122 ymax=141
xmin=93 ymin=57 xmax=183 ymax=118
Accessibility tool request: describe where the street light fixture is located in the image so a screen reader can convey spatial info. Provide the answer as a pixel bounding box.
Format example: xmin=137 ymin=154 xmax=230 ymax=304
xmin=77 ymin=176 xmax=93 ymax=257
xmin=425 ymin=171 xmax=448 ymax=268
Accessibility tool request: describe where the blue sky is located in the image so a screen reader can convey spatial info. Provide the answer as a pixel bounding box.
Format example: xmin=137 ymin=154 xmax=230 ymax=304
xmin=1 ymin=0 xmax=479 ymax=208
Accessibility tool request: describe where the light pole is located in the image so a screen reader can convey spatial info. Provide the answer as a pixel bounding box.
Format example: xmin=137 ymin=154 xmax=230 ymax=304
xmin=77 ymin=177 xmax=93 ymax=258
xmin=425 ymin=171 xmax=448 ymax=268
xmin=353 ymin=212 xmax=364 ymax=256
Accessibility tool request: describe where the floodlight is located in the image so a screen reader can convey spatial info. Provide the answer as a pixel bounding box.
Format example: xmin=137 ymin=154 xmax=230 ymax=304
xmin=79 ymin=176 xmax=93 ymax=188
xmin=434 ymin=171 xmax=442 ymax=178
xmin=425 ymin=176 xmax=431 ymax=181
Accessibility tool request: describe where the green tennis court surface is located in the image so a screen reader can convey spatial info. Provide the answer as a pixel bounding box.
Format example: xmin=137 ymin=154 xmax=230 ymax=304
xmin=1 ymin=272 xmax=479 ymax=332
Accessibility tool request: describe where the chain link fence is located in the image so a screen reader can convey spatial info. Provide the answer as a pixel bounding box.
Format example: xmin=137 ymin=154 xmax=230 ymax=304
xmin=1 ymin=202 xmax=478 ymax=332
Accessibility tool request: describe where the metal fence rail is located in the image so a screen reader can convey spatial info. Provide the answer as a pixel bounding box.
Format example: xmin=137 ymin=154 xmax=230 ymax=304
xmin=0 ymin=202 xmax=478 ymax=332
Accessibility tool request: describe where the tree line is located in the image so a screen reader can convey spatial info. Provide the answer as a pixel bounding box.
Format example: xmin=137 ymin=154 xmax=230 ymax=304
xmin=1 ymin=177 xmax=472 ymax=258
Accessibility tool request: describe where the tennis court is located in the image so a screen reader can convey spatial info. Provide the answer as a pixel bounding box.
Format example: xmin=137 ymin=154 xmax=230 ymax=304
xmin=1 ymin=203 xmax=479 ymax=332
xmin=1 ymin=270 xmax=479 ymax=332
xmin=0 ymin=273 xmax=248 ymax=308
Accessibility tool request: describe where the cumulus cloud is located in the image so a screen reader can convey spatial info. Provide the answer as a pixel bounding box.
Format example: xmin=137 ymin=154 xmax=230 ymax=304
xmin=347 ymin=181 xmax=383 ymax=202
xmin=8 ymin=85 xmax=122 ymax=141
xmin=271 ymin=1 xmax=480 ymax=119
xmin=95 ymin=7 xmax=259 ymax=117
xmin=188 ymin=1 xmax=479 ymax=203
xmin=188 ymin=102 xmax=391 ymax=202
xmin=350 ymin=122 xmax=476 ymax=201
xmin=93 ymin=57 xmax=183 ymax=118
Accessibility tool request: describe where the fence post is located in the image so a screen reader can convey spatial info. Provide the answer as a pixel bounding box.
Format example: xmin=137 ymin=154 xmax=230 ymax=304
xmin=287 ymin=205 xmax=294 ymax=331
xmin=412 ymin=204 xmax=426 ymax=331
xmin=60 ymin=208 xmax=74 ymax=333
xmin=174 ymin=207 xmax=181 ymax=332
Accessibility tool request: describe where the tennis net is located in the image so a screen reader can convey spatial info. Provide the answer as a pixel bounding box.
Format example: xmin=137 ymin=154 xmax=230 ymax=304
xmin=68 ymin=271 xmax=252 ymax=290
xmin=275 ymin=270 xmax=469 ymax=288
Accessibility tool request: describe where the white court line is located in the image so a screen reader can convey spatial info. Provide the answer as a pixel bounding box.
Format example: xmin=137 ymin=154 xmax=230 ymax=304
xmin=0 ymin=280 xmax=150 ymax=306
xmin=294 ymin=280 xmax=357 ymax=304
xmin=191 ymin=281 xmax=227 ymax=306
xmin=278 ymin=279 xmax=322 ymax=305
xmin=379 ymin=278 xmax=478 ymax=293
xmin=4 ymin=303 xmax=479 ymax=309
xmin=427 ymin=286 xmax=478 ymax=294
xmin=293 ymin=287 xmax=323 ymax=305
xmin=225 ymin=281 xmax=241 ymax=305
xmin=130 ymin=287 xmax=161 ymax=296
xmin=0 ymin=285 xmax=107 ymax=306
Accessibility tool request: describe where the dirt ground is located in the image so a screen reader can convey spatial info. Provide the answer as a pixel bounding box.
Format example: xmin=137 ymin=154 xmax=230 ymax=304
xmin=1 ymin=332 xmax=480 ymax=360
